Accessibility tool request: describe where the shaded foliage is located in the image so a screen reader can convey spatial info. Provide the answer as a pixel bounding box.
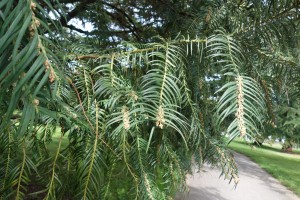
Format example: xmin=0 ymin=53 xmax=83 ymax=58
xmin=0 ymin=0 xmax=299 ymax=199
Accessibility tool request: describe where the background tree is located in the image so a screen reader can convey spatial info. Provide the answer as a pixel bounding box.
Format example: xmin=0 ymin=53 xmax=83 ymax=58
xmin=0 ymin=0 xmax=299 ymax=199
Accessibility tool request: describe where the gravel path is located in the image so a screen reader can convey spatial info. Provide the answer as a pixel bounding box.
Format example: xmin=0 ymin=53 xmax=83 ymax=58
xmin=176 ymin=152 xmax=300 ymax=200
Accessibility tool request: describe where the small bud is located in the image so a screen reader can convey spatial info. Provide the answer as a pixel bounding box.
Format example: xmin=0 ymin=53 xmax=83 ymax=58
xmin=28 ymin=24 xmax=34 ymax=32
xmin=35 ymin=19 xmax=40 ymax=27
xmin=122 ymin=106 xmax=130 ymax=130
xmin=156 ymin=105 xmax=165 ymax=129
xmin=235 ymin=75 xmax=246 ymax=137
xmin=29 ymin=31 xmax=35 ymax=38
xmin=44 ymin=60 xmax=50 ymax=70
xmin=30 ymin=2 xmax=36 ymax=10
xmin=233 ymin=174 xmax=239 ymax=185
xmin=130 ymin=91 xmax=138 ymax=101
xmin=49 ymin=68 xmax=55 ymax=83
xmin=33 ymin=99 xmax=39 ymax=106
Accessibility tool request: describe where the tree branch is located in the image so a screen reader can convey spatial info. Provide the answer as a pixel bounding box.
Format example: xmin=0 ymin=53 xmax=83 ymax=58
xmin=101 ymin=1 xmax=141 ymax=41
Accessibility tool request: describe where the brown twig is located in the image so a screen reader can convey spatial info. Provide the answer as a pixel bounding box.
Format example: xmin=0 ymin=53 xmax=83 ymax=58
xmin=68 ymin=78 xmax=95 ymax=130
xmin=68 ymin=78 xmax=119 ymax=158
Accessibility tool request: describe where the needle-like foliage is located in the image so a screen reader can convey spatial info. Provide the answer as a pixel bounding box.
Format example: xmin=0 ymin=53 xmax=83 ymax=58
xmin=0 ymin=0 xmax=299 ymax=199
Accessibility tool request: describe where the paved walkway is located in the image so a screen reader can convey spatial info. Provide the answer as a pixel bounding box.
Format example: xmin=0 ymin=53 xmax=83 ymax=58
xmin=176 ymin=152 xmax=300 ymax=200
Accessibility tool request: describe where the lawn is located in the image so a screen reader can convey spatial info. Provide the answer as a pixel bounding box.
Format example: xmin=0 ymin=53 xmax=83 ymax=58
xmin=229 ymin=140 xmax=300 ymax=197
xmin=46 ymin=127 xmax=69 ymax=153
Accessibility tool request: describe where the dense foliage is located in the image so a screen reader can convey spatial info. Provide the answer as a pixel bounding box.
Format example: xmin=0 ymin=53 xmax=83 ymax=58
xmin=0 ymin=0 xmax=299 ymax=199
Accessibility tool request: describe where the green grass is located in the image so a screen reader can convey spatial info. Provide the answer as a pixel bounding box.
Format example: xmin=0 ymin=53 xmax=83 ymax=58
xmin=46 ymin=128 xmax=69 ymax=153
xmin=229 ymin=140 xmax=300 ymax=197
